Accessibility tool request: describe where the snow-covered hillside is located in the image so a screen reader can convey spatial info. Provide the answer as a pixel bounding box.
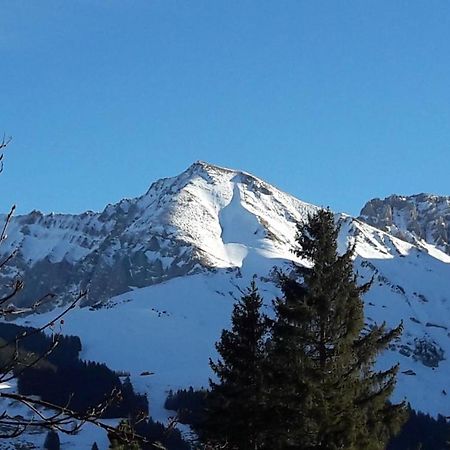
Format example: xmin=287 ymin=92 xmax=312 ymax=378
xmin=2 ymin=162 xmax=450 ymax=448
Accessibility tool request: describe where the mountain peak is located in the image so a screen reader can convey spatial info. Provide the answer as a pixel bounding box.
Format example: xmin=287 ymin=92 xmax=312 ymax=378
xmin=191 ymin=160 xmax=229 ymax=171
xmin=183 ymin=161 xmax=246 ymax=181
xmin=145 ymin=161 xmax=275 ymax=205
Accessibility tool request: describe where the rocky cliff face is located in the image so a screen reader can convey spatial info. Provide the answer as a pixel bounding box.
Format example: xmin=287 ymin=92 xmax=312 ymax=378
xmin=359 ymin=193 xmax=450 ymax=255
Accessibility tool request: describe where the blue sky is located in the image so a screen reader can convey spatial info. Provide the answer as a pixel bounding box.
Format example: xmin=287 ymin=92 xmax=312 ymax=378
xmin=1 ymin=1 xmax=449 ymax=216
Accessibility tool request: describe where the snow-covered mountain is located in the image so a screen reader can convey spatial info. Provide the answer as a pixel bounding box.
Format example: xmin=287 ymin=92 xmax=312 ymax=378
xmin=360 ymin=194 xmax=450 ymax=256
xmin=0 ymin=161 xmax=314 ymax=308
xmin=2 ymin=162 xmax=450 ymax=448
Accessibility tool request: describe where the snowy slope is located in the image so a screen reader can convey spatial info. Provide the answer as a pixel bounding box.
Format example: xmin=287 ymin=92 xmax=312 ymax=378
xmin=1 ymin=162 xmax=450 ymax=448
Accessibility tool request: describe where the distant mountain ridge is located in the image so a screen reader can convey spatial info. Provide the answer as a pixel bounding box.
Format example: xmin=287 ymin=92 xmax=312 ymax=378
xmin=360 ymin=193 xmax=450 ymax=255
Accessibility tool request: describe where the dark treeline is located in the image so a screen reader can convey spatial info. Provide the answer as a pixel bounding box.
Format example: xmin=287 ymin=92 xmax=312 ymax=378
xmin=0 ymin=322 xmax=81 ymax=366
xmin=164 ymin=387 xmax=207 ymax=428
xmin=0 ymin=322 xmax=148 ymax=418
xmin=387 ymin=408 xmax=450 ymax=450
xmin=18 ymin=364 xmax=148 ymax=418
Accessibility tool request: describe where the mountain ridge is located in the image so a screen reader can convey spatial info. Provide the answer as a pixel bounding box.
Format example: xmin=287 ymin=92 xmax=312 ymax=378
xmin=360 ymin=193 xmax=450 ymax=256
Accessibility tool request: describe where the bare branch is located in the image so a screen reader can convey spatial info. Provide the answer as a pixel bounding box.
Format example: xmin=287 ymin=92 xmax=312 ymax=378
xmin=0 ymin=205 xmax=15 ymax=243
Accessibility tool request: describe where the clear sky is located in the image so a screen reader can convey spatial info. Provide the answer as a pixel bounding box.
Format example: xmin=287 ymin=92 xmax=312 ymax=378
xmin=1 ymin=1 xmax=449 ymax=216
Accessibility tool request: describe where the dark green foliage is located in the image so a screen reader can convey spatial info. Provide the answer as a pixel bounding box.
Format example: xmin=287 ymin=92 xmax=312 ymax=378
xmin=387 ymin=408 xmax=450 ymax=450
xmin=201 ymin=281 xmax=268 ymax=449
xmin=43 ymin=430 xmax=60 ymax=450
xmin=18 ymin=361 xmax=148 ymax=418
xmin=164 ymin=386 xmax=207 ymax=427
xmin=0 ymin=322 xmax=81 ymax=367
xmin=263 ymin=208 xmax=406 ymax=449
xmin=91 ymin=443 xmax=100 ymax=450
xmin=108 ymin=418 xmax=191 ymax=450
xmin=10 ymin=323 xmax=148 ymax=418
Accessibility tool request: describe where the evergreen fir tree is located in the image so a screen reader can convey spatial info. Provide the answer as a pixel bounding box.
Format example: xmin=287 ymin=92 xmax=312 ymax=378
xmin=43 ymin=430 xmax=60 ymax=450
xmin=264 ymin=208 xmax=406 ymax=450
xmin=91 ymin=443 xmax=100 ymax=450
xmin=202 ymin=281 xmax=268 ymax=449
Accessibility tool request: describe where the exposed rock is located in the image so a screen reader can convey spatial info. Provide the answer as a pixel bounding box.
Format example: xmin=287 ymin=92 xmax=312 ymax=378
xmin=360 ymin=194 xmax=450 ymax=255
xmin=413 ymin=337 xmax=445 ymax=368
